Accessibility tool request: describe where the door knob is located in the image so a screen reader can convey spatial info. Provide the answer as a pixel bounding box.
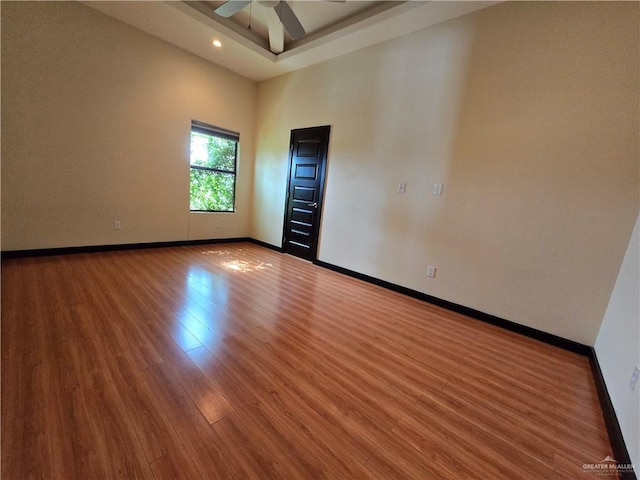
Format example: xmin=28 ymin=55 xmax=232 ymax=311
xmin=308 ymin=202 xmax=318 ymax=208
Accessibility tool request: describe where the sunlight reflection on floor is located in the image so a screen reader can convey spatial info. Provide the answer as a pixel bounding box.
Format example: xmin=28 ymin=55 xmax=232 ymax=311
xmin=201 ymin=249 xmax=233 ymax=257
xmin=220 ymin=260 xmax=272 ymax=273
xmin=199 ymin=248 xmax=272 ymax=272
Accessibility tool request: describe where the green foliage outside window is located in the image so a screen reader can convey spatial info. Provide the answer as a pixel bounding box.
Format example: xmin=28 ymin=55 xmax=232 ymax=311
xmin=190 ymin=130 xmax=237 ymax=212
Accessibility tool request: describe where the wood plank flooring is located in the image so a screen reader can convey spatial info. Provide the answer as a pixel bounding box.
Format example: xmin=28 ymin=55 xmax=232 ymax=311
xmin=1 ymin=242 xmax=616 ymax=479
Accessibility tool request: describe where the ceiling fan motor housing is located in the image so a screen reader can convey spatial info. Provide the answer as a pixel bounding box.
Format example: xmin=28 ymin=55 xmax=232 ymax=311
xmin=214 ymin=0 xmax=307 ymax=51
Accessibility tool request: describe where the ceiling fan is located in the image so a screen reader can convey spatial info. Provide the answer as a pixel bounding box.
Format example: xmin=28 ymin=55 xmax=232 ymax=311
xmin=214 ymin=0 xmax=342 ymax=54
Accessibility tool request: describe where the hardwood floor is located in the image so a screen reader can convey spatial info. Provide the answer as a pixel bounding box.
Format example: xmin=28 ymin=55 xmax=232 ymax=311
xmin=1 ymin=242 xmax=616 ymax=479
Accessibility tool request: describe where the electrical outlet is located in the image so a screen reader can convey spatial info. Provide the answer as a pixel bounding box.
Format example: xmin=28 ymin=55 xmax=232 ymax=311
xmin=426 ymin=266 xmax=437 ymax=278
xmin=113 ymin=220 xmax=122 ymax=230
xmin=630 ymin=366 xmax=639 ymax=391
xmin=433 ymin=184 xmax=443 ymax=195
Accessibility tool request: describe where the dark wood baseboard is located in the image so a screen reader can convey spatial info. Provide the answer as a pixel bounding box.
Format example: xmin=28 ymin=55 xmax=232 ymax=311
xmin=1 ymin=237 xmax=251 ymax=260
xmin=589 ymin=350 xmax=638 ymax=480
xmin=313 ymin=259 xmax=591 ymax=356
xmin=248 ymin=238 xmax=283 ymax=253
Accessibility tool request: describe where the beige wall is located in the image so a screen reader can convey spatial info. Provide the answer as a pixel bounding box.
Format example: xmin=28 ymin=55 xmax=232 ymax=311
xmin=253 ymin=2 xmax=639 ymax=345
xmin=1 ymin=2 xmax=256 ymax=250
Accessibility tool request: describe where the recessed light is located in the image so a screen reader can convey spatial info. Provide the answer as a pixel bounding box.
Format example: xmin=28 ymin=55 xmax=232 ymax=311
xmin=212 ymin=39 xmax=222 ymax=48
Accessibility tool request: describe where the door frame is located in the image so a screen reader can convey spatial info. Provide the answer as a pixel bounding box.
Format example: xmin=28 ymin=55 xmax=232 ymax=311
xmin=281 ymin=125 xmax=331 ymax=262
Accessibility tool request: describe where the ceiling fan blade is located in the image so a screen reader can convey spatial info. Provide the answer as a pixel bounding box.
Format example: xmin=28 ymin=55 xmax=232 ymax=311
xmin=274 ymin=1 xmax=305 ymax=40
xmin=265 ymin=7 xmax=284 ymax=54
xmin=214 ymin=0 xmax=252 ymax=18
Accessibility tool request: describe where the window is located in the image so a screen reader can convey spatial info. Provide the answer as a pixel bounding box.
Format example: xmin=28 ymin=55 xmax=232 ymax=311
xmin=189 ymin=120 xmax=238 ymax=212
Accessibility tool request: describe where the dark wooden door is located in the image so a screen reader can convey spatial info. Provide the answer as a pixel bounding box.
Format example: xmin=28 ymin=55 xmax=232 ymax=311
xmin=282 ymin=126 xmax=330 ymax=261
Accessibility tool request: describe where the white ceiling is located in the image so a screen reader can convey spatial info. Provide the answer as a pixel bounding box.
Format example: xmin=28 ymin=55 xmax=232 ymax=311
xmin=83 ymin=1 xmax=499 ymax=82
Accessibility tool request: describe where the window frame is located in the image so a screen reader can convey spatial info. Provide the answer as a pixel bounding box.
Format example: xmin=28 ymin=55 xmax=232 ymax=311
xmin=189 ymin=121 xmax=239 ymax=213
